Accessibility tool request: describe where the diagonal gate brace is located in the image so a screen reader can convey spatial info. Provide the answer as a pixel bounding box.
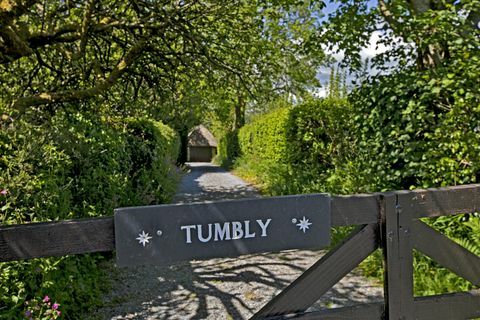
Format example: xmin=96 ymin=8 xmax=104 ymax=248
xmin=251 ymin=223 xmax=379 ymax=319
xmin=412 ymin=220 xmax=480 ymax=286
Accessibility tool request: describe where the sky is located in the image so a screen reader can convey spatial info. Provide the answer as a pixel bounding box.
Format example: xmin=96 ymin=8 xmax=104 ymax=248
xmin=315 ymin=31 xmax=390 ymax=97
xmin=315 ymin=0 xmax=384 ymax=97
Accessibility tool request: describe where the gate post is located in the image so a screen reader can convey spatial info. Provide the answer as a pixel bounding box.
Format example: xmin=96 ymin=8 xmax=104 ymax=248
xmin=381 ymin=193 xmax=414 ymax=320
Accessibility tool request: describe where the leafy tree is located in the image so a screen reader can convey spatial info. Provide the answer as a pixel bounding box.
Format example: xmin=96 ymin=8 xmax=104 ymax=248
xmin=327 ymin=66 xmax=347 ymax=98
xmin=1 ymin=0 xmax=325 ymax=123
xmin=320 ymin=0 xmax=480 ymax=71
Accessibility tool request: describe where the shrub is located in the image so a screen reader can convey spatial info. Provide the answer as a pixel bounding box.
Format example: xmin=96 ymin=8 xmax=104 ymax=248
xmin=346 ymin=59 xmax=480 ymax=295
xmin=215 ymin=130 xmax=240 ymax=169
xmin=239 ymin=108 xmax=290 ymax=166
xmin=347 ymin=62 xmax=480 ymax=192
xmin=0 ymin=111 xmax=180 ymax=318
xmin=285 ymin=98 xmax=353 ymax=194
xmin=236 ymin=108 xmax=290 ymax=193
xmin=235 ymin=75 xmax=480 ymax=295
xmin=236 ymin=99 xmax=352 ymax=195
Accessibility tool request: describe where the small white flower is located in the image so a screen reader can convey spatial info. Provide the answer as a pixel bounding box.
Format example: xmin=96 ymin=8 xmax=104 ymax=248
xmin=136 ymin=231 xmax=152 ymax=247
xmin=296 ymin=216 xmax=312 ymax=233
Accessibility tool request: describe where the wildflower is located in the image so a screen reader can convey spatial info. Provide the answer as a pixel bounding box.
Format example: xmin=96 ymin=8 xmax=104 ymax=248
xmin=0 ymin=189 xmax=7 ymax=195
xmin=52 ymin=303 xmax=59 ymax=310
xmin=56 ymin=311 xmax=61 ymax=316
xmin=42 ymin=295 xmax=50 ymax=303
xmin=24 ymin=310 xmax=31 ymax=317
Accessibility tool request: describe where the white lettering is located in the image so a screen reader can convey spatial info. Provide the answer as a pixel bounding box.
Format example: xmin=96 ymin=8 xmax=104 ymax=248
xmin=232 ymin=221 xmax=244 ymax=239
xmin=180 ymin=225 xmax=196 ymax=244
xmin=197 ymin=224 xmax=213 ymax=243
xmin=256 ymin=219 xmax=272 ymax=237
xmin=244 ymin=220 xmax=256 ymax=238
xmin=214 ymin=222 xmax=231 ymax=241
xmin=181 ymin=218 xmax=273 ymax=244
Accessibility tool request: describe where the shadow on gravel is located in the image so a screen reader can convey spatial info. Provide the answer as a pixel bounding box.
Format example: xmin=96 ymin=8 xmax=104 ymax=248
xmin=103 ymin=251 xmax=311 ymax=319
xmin=97 ymin=163 xmax=383 ymax=319
xmin=102 ymin=250 xmax=382 ymax=319
xmin=144 ymin=256 xmax=306 ymax=319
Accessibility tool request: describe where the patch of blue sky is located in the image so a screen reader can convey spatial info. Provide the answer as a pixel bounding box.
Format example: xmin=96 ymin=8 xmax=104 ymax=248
xmin=314 ymin=0 xmax=399 ymax=96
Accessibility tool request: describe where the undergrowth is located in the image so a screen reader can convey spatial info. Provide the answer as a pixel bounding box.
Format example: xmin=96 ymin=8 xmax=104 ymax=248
xmin=0 ymin=110 xmax=180 ymax=318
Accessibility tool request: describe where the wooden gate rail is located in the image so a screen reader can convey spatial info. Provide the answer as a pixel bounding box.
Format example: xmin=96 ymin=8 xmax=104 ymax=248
xmin=251 ymin=188 xmax=480 ymax=319
xmin=1 ymin=184 xmax=480 ymax=319
xmin=264 ymin=290 xmax=480 ymax=320
xmin=2 ymin=184 xmax=480 ymax=263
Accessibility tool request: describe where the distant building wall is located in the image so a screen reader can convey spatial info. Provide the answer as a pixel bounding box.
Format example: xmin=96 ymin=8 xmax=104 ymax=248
xmin=188 ymin=146 xmax=217 ymax=162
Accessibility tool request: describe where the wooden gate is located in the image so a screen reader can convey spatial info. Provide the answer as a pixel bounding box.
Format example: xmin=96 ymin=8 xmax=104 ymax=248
xmin=1 ymin=184 xmax=479 ymax=319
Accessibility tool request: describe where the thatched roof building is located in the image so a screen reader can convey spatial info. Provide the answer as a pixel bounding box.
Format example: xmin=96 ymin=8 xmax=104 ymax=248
xmin=187 ymin=125 xmax=217 ymax=162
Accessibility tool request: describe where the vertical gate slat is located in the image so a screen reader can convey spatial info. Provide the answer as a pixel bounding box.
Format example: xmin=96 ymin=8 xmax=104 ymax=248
xmin=382 ymin=193 xmax=414 ymax=319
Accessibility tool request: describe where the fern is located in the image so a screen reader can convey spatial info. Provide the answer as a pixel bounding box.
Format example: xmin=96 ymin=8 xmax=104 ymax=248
xmin=457 ymin=217 xmax=480 ymax=256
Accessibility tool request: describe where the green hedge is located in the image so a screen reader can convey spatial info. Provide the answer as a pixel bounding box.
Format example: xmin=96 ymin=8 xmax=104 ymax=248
xmin=239 ymin=108 xmax=289 ymax=165
xmin=0 ymin=111 xmax=179 ymax=318
xmin=235 ymin=86 xmax=480 ymax=295
xmin=236 ymin=108 xmax=290 ymax=192
xmin=216 ymin=130 xmax=240 ymax=169
xmin=346 ymin=62 xmax=480 ymax=295
xmin=348 ymin=63 xmax=480 ymax=192
xmin=236 ymin=99 xmax=352 ymax=194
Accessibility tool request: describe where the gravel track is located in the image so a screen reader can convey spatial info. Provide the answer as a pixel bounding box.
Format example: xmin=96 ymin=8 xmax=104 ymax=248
xmin=92 ymin=163 xmax=383 ymax=319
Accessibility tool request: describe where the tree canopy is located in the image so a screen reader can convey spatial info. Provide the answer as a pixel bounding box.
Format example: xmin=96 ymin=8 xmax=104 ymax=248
xmin=321 ymin=0 xmax=480 ymax=71
xmin=1 ymin=0 xmax=325 ymax=121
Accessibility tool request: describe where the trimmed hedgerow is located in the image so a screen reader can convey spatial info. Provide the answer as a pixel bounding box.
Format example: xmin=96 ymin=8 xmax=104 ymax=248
xmin=235 ymin=99 xmax=352 ymax=195
xmin=216 ymin=129 xmax=241 ymax=169
xmin=346 ymin=61 xmax=480 ymax=295
xmin=235 ymin=77 xmax=480 ymax=296
xmin=236 ymin=108 xmax=290 ymax=192
xmin=0 ymin=111 xmax=179 ymax=319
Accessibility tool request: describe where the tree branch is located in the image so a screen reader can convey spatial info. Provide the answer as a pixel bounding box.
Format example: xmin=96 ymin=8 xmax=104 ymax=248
xmin=408 ymin=0 xmax=431 ymax=14
xmin=378 ymin=0 xmax=398 ymax=30
xmin=0 ymin=25 xmax=34 ymax=63
xmin=76 ymin=0 xmax=95 ymax=60
xmin=1 ymin=20 xmax=166 ymax=64
xmin=0 ymin=0 xmax=39 ymax=24
xmin=12 ymin=39 xmax=146 ymax=111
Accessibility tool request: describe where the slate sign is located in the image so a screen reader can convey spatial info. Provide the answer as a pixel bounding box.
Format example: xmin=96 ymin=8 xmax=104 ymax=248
xmin=114 ymin=194 xmax=331 ymax=267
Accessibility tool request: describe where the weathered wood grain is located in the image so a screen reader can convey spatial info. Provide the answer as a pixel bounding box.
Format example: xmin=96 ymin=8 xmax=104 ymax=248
xmin=251 ymin=224 xmax=379 ymax=319
xmin=330 ymin=184 xmax=480 ymax=226
xmin=2 ymin=184 xmax=480 ymax=262
xmin=264 ymin=302 xmax=384 ymax=320
xmin=330 ymin=194 xmax=379 ymax=226
xmin=265 ymin=290 xmax=480 ymax=320
xmin=413 ymin=289 xmax=480 ymax=320
xmin=399 ymin=184 xmax=480 ymax=219
xmin=0 ymin=194 xmax=380 ymax=262
xmin=0 ymin=217 xmax=114 ymax=262
xmin=412 ymin=220 xmax=480 ymax=286
xmin=382 ymin=193 xmax=414 ymax=319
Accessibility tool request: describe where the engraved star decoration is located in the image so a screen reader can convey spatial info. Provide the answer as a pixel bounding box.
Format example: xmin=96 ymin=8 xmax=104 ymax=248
xmin=296 ymin=216 xmax=312 ymax=233
xmin=136 ymin=231 xmax=152 ymax=247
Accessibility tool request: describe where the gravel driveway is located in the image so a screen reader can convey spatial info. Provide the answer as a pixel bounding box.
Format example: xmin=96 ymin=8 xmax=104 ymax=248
xmin=92 ymin=163 xmax=383 ymax=319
